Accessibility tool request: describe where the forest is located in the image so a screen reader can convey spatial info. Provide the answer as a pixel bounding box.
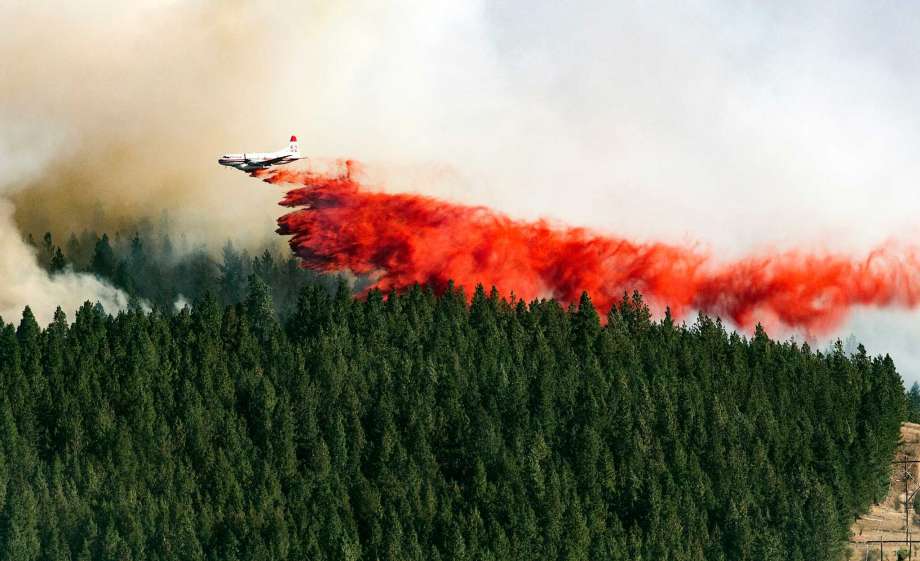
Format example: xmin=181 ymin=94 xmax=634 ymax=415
xmin=24 ymin=228 xmax=340 ymax=318
xmin=0 ymin=229 xmax=907 ymax=560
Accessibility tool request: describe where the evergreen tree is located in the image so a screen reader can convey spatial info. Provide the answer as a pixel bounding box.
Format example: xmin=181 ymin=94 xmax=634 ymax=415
xmin=90 ymin=234 xmax=116 ymax=279
xmin=49 ymin=248 xmax=67 ymax=274
xmin=907 ymin=382 xmax=920 ymax=423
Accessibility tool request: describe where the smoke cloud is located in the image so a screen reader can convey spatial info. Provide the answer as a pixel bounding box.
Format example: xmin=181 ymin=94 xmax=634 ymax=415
xmin=0 ymin=119 xmax=129 ymax=324
xmin=5 ymin=1 xmax=920 ymax=378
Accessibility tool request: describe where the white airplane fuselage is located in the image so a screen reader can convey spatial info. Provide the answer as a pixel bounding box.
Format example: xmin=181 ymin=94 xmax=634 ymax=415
xmin=219 ymin=136 xmax=302 ymax=172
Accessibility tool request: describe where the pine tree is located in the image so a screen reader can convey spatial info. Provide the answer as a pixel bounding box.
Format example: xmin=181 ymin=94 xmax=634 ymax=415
xmin=49 ymin=248 xmax=67 ymax=274
xmin=907 ymin=382 xmax=920 ymax=423
xmin=91 ymin=234 xmax=116 ymax=279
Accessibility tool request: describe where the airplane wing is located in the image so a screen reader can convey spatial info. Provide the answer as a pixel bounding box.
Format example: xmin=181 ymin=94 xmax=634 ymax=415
xmin=249 ymin=155 xmax=291 ymax=167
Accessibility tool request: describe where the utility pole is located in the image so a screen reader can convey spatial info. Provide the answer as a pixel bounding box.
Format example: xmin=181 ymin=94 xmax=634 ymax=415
xmin=892 ymin=459 xmax=920 ymax=561
xmin=850 ymin=460 xmax=920 ymax=560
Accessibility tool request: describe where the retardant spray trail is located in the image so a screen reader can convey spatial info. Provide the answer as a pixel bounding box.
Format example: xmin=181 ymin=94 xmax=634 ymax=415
xmin=254 ymin=165 xmax=920 ymax=335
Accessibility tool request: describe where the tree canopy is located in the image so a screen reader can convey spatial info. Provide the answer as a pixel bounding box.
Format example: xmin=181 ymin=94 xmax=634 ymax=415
xmin=0 ymin=260 xmax=905 ymax=560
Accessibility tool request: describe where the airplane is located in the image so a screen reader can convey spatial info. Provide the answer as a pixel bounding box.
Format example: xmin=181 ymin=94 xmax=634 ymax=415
xmin=218 ymin=136 xmax=302 ymax=171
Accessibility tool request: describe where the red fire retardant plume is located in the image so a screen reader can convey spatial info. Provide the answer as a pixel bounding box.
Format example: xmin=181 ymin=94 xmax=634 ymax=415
xmin=253 ymin=165 xmax=920 ymax=335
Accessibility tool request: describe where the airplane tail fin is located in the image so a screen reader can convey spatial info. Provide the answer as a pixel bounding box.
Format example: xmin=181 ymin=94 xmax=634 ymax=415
xmin=288 ymin=135 xmax=300 ymax=156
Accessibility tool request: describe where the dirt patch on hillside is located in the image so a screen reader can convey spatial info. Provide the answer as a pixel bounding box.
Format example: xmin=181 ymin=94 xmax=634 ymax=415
xmin=849 ymin=423 xmax=920 ymax=560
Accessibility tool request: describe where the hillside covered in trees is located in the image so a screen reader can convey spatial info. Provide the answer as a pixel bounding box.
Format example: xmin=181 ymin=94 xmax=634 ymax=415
xmin=25 ymin=228 xmax=340 ymax=318
xmin=0 ymin=226 xmax=908 ymax=560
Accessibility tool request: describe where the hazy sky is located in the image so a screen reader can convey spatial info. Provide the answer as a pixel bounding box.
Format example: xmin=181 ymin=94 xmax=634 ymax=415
xmin=5 ymin=0 xmax=920 ymax=382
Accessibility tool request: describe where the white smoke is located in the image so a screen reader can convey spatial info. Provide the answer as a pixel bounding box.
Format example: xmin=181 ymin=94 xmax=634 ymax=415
xmin=0 ymin=117 xmax=129 ymax=325
xmin=173 ymin=295 xmax=191 ymax=313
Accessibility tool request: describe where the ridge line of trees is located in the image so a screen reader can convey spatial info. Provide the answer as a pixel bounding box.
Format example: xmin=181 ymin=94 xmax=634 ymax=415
xmin=27 ymin=229 xmax=340 ymax=317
